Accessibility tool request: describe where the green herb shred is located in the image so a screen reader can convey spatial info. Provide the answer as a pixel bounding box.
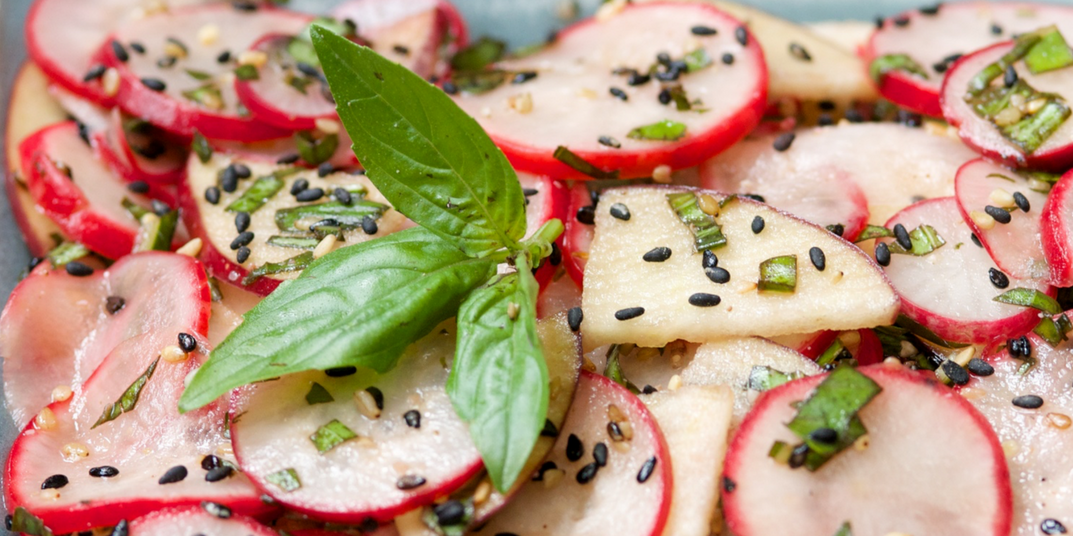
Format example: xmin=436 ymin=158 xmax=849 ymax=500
xmin=869 ymin=53 xmax=929 ymax=82
xmin=627 ymin=119 xmax=688 ymax=141
xmin=666 ymin=192 xmax=727 ymax=251
xmin=227 ymin=175 xmax=286 ymax=214
xmin=93 ymin=358 xmax=159 ymax=429
xmin=758 ymin=255 xmax=797 ymax=293
xmin=310 ymin=418 xmax=358 ymax=453
xmin=553 ymin=146 xmax=620 ymax=179
xmin=993 ymin=287 xmax=1062 ymax=314
xmin=242 ymin=251 xmax=315 ymax=286
xmin=304 ymin=382 xmax=335 ymax=405
xmin=266 ymin=468 xmax=303 ymax=492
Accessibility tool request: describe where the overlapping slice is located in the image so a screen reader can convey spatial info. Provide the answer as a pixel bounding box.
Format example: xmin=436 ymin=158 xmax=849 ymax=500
xmin=723 ymin=363 xmax=1012 ymax=536
xmin=95 ymin=109 xmax=188 ymax=185
xmin=1042 ymin=169 xmax=1073 ymax=287
xmin=880 ymin=197 xmax=1051 ymax=344
xmin=479 ymin=371 xmax=672 ymax=536
xmin=581 ymin=186 xmax=899 ymax=349
xmin=129 ymin=505 xmax=278 ymax=536
xmin=451 ymin=2 xmax=766 ymax=180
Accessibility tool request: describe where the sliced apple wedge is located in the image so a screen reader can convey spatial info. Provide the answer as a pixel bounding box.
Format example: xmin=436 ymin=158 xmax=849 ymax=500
xmin=129 ymin=505 xmax=278 ymax=536
xmin=581 ymin=186 xmax=898 ymax=349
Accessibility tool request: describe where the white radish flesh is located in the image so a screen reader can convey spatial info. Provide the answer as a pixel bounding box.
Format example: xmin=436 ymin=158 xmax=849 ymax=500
xmin=129 ymin=505 xmax=278 ymax=536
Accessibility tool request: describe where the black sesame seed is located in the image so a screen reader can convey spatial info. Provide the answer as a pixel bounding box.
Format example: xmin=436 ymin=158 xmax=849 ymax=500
xmin=809 ymin=427 xmax=838 ymax=444
xmin=599 ymin=135 xmax=621 ymax=149
xmin=276 ymin=153 xmax=300 ymax=165
xmin=723 ymin=476 xmax=736 ymax=492
xmin=217 ymin=50 xmax=232 ymax=63
xmin=230 ymin=232 xmax=254 ymax=250
xmin=875 ymin=16 xmax=885 ymax=29
xmin=232 ymin=0 xmax=258 ymax=11
xmin=875 ymin=242 xmax=891 ymax=266
xmin=702 ymin=250 xmax=718 ymax=269
xmin=111 ymin=40 xmax=129 ymax=62
xmin=989 ymin=268 xmax=1010 ymax=289
xmin=535 ymin=460 xmax=556 ymax=480
xmin=392 ymin=44 xmax=411 ymax=56
xmin=734 ymin=26 xmax=748 ymax=46
xmin=971 ymin=233 xmax=983 ymax=248
xmin=362 ymin=216 xmax=379 ymax=235
xmin=656 ymin=52 xmax=672 ymax=66
xmin=609 ymin=87 xmax=628 ymax=101
xmin=658 ymin=88 xmax=672 ymax=105
xmin=206 ymin=465 xmax=234 ymax=482
xmin=1004 ymin=64 xmax=1018 ymax=88
xmin=991 ymin=23 xmax=1003 ymax=35
xmin=66 ymin=262 xmax=94 ymax=277
xmin=844 ymin=108 xmax=865 ymax=123
xmin=827 ymin=223 xmax=845 ymax=237
xmin=593 ymin=442 xmax=608 ymax=467
xmin=41 ymin=474 xmax=68 ymax=490
xmin=809 ymin=247 xmax=826 ymax=271
xmin=1012 ymin=394 xmax=1044 ymax=409
xmin=84 ymin=64 xmax=107 ymax=82
xmin=933 ymin=61 xmax=949 ymax=74
xmin=129 ymin=42 xmax=146 ymax=54
xmin=442 ymin=82 xmax=458 ymax=95
xmin=201 ymin=455 xmax=222 ymax=471
xmin=27 ymin=256 xmax=43 ymax=273
xmin=205 ymin=186 xmax=221 ymax=205
xmin=941 ymin=360 xmax=970 ymax=386
xmin=433 ymin=500 xmax=465 ymax=525
xmin=789 ymin=443 xmax=810 ymax=468
xmin=609 ymin=203 xmax=631 ymax=221
xmin=1013 ymin=191 xmax=1030 ymax=212
xmin=4 ymin=515 xmax=10 ymax=531
xmin=893 ymin=15 xmax=910 ymax=27
xmin=110 ymin=520 xmax=130 ymax=536
xmin=643 ymin=247 xmax=672 ymax=262
xmin=220 ymin=171 xmax=239 ymax=194
xmin=151 ymin=199 xmax=171 ymax=216
xmin=295 ymin=187 xmax=325 ymax=202
xmin=541 ymin=419 xmax=559 ymax=437
xmin=985 ymin=205 xmax=1012 ymax=224
xmin=789 ymin=43 xmax=811 ymax=62
xmin=158 ymin=465 xmax=188 ymax=484
xmin=893 ymin=223 xmax=912 ymax=250
xmin=366 ymin=387 xmax=385 ymax=410
xmin=157 ymin=56 xmax=177 ymax=69
xmin=1041 ymin=518 xmax=1067 ymax=534
xmin=317 ymin=162 xmax=335 ymax=178
xmin=202 ymin=501 xmax=232 ymax=519
xmin=576 ymin=462 xmax=599 ymax=484
xmin=234 ymin=211 xmax=251 ymax=233
xmin=627 ymin=71 xmax=651 ymax=86
xmin=326 ymin=366 xmax=357 ymax=377
xmin=817 ymin=113 xmax=834 ymax=126
xmin=106 ymin=296 xmax=126 ymax=315
xmin=642 ymin=384 xmax=657 ymax=394
xmin=966 ymin=358 xmax=995 ymax=377
xmin=290 ymin=178 xmax=309 ymax=195
xmin=919 ymin=3 xmax=941 ymax=15
xmin=522 ymin=188 xmax=539 ymax=197
xmin=236 ymin=246 xmax=251 ymax=264
xmin=688 ymin=293 xmax=721 ymax=307
xmin=178 ymin=333 xmax=197 ymax=353
xmin=397 ymin=475 xmax=427 ymax=490
xmin=549 ymin=242 xmax=562 ymax=266
xmin=721 ymin=53 xmax=735 ymax=65
xmin=141 ymin=78 xmax=167 ymax=92
xmin=127 ymin=180 xmax=150 ymax=195
xmin=615 ymin=307 xmax=645 ymax=321
xmin=576 ymin=205 xmax=596 ymax=225
xmin=772 ymin=132 xmax=795 ymax=152
xmin=567 ymin=307 xmax=583 ymax=332
xmin=691 ymin=25 xmax=718 ymax=36
xmin=705 ymin=266 xmax=731 ymax=284
xmin=404 ymin=409 xmax=422 ymax=428
xmin=566 ymin=433 xmax=584 ymax=461
xmin=751 ymin=216 xmax=765 ymax=234
xmin=1009 ymin=336 xmax=1032 ymax=358
xmin=87 ymin=464 xmax=118 ymax=477
xmin=512 ymin=71 xmax=538 ymax=84
xmin=637 ymin=456 xmax=657 ymax=483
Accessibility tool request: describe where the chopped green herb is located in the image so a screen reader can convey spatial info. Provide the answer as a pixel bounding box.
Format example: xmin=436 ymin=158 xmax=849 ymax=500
xmin=627 ymin=119 xmax=687 ymax=141
xmin=758 ymin=255 xmax=797 ymax=293
xmin=275 ymin=200 xmax=389 ymax=231
xmin=782 ymin=366 xmax=882 ymax=471
xmin=305 ymin=382 xmax=334 ymax=405
xmin=451 ymin=69 xmax=509 ymax=94
xmin=234 ymin=64 xmax=260 ymax=81
xmin=1033 ymin=314 xmax=1072 ymax=347
xmin=134 ymin=210 xmax=179 ymax=252
xmin=287 ymin=73 xmax=314 ymax=95
xmin=93 ymin=358 xmax=159 ymax=429
xmin=667 ymin=85 xmax=695 ymax=112
xmin=46 ymin=242 xmax=89 ymax=268
xmin=553 ymin=146 xmax=619 ymax=179
xmin=192 ymin=130 xmax=213 ymax=164
xmin=185 ymin=69 xmax=213 ymax=81
xmin=815 ymin=339 xmax=854 ymax=369
xmin=295 ymin=131 xmax=339 ymax=166
xmin=121 ymin=197 xmax=151 ymax=220
xmin=266 ymin=468 xmax=302 ymax=492
xmin=854 ymin=224 xmax=894 ymax=242
xmin=684 ymin=48 xmax=713 ymax=72
xmin=833 ymin=522 xmax=853 ymax=536
xmin=747 ymin=366 xmax=802 ymax=392
xmin=310 ymin=418 xmax=358 ymax=452
xmin=242 ymin=251 xmax=315 ymax=286
xmin=287 ymin=39 xmax=319 ymax=68
xmin=182 ymin=84 xmax=225 ymax=110
xmin=667 ymin=192 xmax=727 ymax=251
xmin=603 ymin=345 xmax=640 ymax=394
xmin=10 ymin=507 xmax=53 ymax=536
xmin=886 ymin=224 xmax=945 ymax=256
xmin=1025 ymin=26 xmax=1073 ymax=74
xmin=267 ymin=235 xmax=320 ymax=250
xmin=994 ymin=287 xmax=1062 ymax=314
xmin=869 ymin=53 xmax=929 ymax=82
xmin=226 ymin=175 xmax=286 ymax=214
xmin=768 ymin=440 xmax=794 ymax=464
xmin=450 ymin=37 xmax=507 ymax=72
xmin=420 ymin=499 xmax=475 ymax=536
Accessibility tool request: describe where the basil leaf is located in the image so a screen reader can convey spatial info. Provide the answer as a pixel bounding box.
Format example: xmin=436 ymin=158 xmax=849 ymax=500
xmin=180 ymin=227 xmax=497 ymax=411
xmin=94 ymin=358 xmax=159 ymax=428
xmin=994 ymin=287 xmax=1062 ymax=314
xmin=312 ymin=27 xmax=527 ymax=256
xmin=226 ymin=175 xmax=286 ymax=214
xmin=451 ymin=37 xmax=507 ymax=72
xmin=784 ymin=366 xmax=882 ymax=471
xmin=448 ymin=256 xmax=549 ymax=492
xmin=627 ymin=119 xmax=687 ymax=141
xmin=1025 ymin=26 xmax=1073 ymax=74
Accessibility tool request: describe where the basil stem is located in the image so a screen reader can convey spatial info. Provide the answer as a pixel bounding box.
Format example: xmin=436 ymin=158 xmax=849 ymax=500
xmin=226 ymin=175 xmax=286 ymax=214
xmin=310 ymin=418 xmax=357 ymax=453
xmin=667 ymin=192 xmax=727 ymax=251
xmin=758 ymin=255 xmax=798 ymax=293
xmin=93 ymin=358 xmax=159 ymax=428
xmin=869 ymin=54 xmax=929 ymax=82
xmin=553 ymin=146 xmax=620 ymax=179
xmin=684 ymin=48 xmax=713 ymax=72
xmin=627 ymin=119 xmax=688 ymax=141
xmin=993 ymin=288 xmax=1062 ymax=314
xmin=134 ymin=210 xmax=178 ymax=252
xmin=784 ymin=366 xmax=882 ymax=471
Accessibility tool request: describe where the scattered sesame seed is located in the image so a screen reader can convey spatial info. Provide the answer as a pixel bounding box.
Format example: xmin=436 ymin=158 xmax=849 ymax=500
xmin=734 ymin=26 xmax=748 ymax=46
xmin=599 ymin=135 xmax=621 ymax=148
xmin=362 ymin=216 xmax=379 ymax=235
xmin=202 ymin=455 xmax=222 ymax=471
xmin=404 ymin=410 xmax=421 ymax=428
xmin=202 ymin=501 xmax=232 ymax=518
xmin=789 ymin=43 xmax=811 ymax=61
xmin=158 ymin=465 xmax=188 ymax=484
xmin=89 ymin=466 xmax=119 ymax=478
xmin=111 ymin=40 xmax=129 ymax=62
xmin=66 ymin=262 xmax=94 ymax=277
xmin=643 ymin=247 xmax=672 ymax=262
xmin=809 ymin=247 xmax=826 ymax=271
xmin=991 ymin=23 xmax=1003 ymax=35
xmin=141 ymin=78 xmax=167 ymax=92
xmin=566 ymin=433 xmax=584 ymax=461
xmin=627 ymin=71 xmax=651 ymax=86
xmin=609 ymin=87 xmax=628 ymax=101
xmin=276 ymin=153 xmax=300 ymax=165
xmin=989 ymin=268 xmax=1010 ymax=289
xmin=295 ymin=187 xmax=325 ymax=202
xmin=232 ymin=0 xmax=258 ymax=11
xmin=83 ymin=64 xmax=107 ymax=82
xmin=1004 ymin=64 xmax=1018 ymax=88
xmin=230 ymin=232 xmax=254 ymax=250
xmin=642 ymin=385 xmax=657 ymax=394
xmin=1008 ymin=335 xmax=1032 ymax=358
xmin=893 ymin=15 xmax=910 ymax=26
xmin=576 ymin=205 xmax=596 ymax=225
xmin=326 ymin=366 xmax=357 ymax=377
xmin=392 ymin=45 xmax=411 ymax=56
xmin=106 ymin=296 xmax=126 ymax=315
xmin=875 ymin=242 xmax=891 ymax=266
xmin=827 ymin=223 xmax=845 ymax=237
xmin=206 ymin=465 xmax=234 ymax=482
xmin=844 ymin=108 xmax=864 ymax=123
xmin=593 ymin=442 xmax=608 ymax=467
xmin=705 ymin=266 xmax=731 ymax=284
xmin=688 ymin=293 xmax=721 ymax=307
xmin=161 ymin=345 xmax=188 ymax=363
xmin=234 ymin=211 xmax=251 ymax=233
xmin=205 ymin=186 xmax=221 ymax=205
xmin=542 ymin=419 xmax=559 ymax=437
xmin=129 ymin=42 xmax=146 ymax=54
xmin=609 ymin=203 xmax=631 ymax=221
xmin=512 ymin=71 xmax=538 ymax=84
xmin=966 ymin=358 xmax=995 ymax=377
xmin=178 ymin=333 xmax=197 ymax=353
xmin=637 ymin=456 xmax=657 ymax=483
xmin=568 ymin=307 xmax=584 ymax=332
xmin=721 ymin=53 xmax=735 ymax=65
xmin=1041 ymin=518 xmax=1067 ymax=535
xmin=127 ymin=181 xmax=150 ymax=194
xmin=772 ymin=132 xmax=795 ymax=152
xmin=893 ymin=223 xmax=912 ymax=249
xmin=658 ymin=88 xmax=672 ymax=105
xmin=333 ymin=187 xmax=352 ymax=205
xmin=941 ymin=359 xmax=970 ymax=385
xmin=1012 ymin=394 xmax=1044 ymax=409
xmin=985 ymin=205 xmax=1012 ymax=224
xmin=809 ymin=427 xmax=838 ymax=444
xmin=615 ymin=307 xmax=645 ymax=320
xmin=576 ymin=462 xmax=599 ymax=484
xmin=702 ymin=250 xmax=718 ymax=269
xmin=111 ymin=520 xmax=130 ymax=536
xmin=397 ymin=475 xmax=427 ymax=490
xmin=290 ymin=178 xmax=309 ymax=195
xmin=971 ymin=233 xmax=983 ymax=248
xmin=41 ymin=474 xmax=68 ymax=490
xmin=1013 ymin=191 xmax=1030 ymax=212
xmin=434 ymin=500 xmax=465 ymax=525
xmin=442 ymin=82 xmax=459 ymax=95
xmin=691 ymin=25 xmax=718 ymax=36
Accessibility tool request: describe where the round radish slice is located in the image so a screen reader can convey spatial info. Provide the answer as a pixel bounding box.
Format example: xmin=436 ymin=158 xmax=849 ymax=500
xmin=129 ymin=505 xmax=277 ymax=536
xmin=179 ymin=153 xmax=409 ymax=295
xmin=479 ymin=371 xmax=672 ymax=536
xmin=866 ymin=3 xmax=1073 ymax=117
xmin=5 ymin=311 xmax=271 ymax=533
xmin=0 ymin=252 xmax=210 ymax=429
xmin=562 ymin=182 xmax=595 ymax=287
xmin=212 ymin=129 xmax=359 ymax=170
xmin=699 ymin=135 xmax=869 ymax=240
xmin=451 ymin=2 xmax=766 ymax=180
xmin=48 ymin=84 xmax=112 ymax=135
xmin=880 ymin=197 xmax=1051 ymax=344
xmin=208 ymin=282 xmax=262 ymax=348
xmin=20 ymin=122 xmax=175 ymax=260
xmin=954 ymin=158 xmax=1052 ymax=281
xmin=1042 ymin=169 xmax=1073 ymax=287
xmin=722 ymin=363 xmax=1012 ymax=536
xmin=941 ymin=39 xmax=1073 ymax=171
xmin=770 ymin=331 xmax=839 ymax=360
xmin=966 ymin=334 xmax=1073 ymax=536
xmin=94 ymin=109 xmax=188 ymax=185
xmin=229 ymin=325 xmax=482 ymax=524
xmin=96 ymin=3 xmax=309 ymax=141
xmin=233 ymin=34 xmax=339 ymax=131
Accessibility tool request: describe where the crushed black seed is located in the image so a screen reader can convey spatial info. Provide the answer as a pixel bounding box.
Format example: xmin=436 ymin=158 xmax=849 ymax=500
xmin=658 ymin=88 xmax=672 ymax=105
xmin=705 ymin=266 xmax=731 ymax=284
xmin=721 ymin=53 xmax=735 ymax=65
xmin=893 ymin=15 xmax=910 ymax=26
xmin=141 ymin=78 xmax=167 ymax=92
xmin=656 ymin=52 xmax=672 ymax=66
xmin=205 ymin=186 xmax=221 ymax=205
xmin=206 ymin=465 xmax=234 ymax=482
xmin=985 ymin=205 xmax=1012 ymax=224
xmin=84 ymin=64 xmax=107 ymax=82
xmin=541 ymin=419 xmax=559 ymax=437
xmin=234 ymin=211 xmax=251 ymax=233
xmin=971 ymin=233 xmax=983 ymax=248
xmin=809 ymin=247 xmax=826 ymax=271
xmin=941 ymin=360 xmax=970 ymax=386
xmin=609 ymin=87 xmax=628 ymax=101
xmin=809 ymin=427 xmax=838 ymax=444
xmin=1013 ymin=191 xmax=1030 ymax=212
xmin=609 ymin=203 xmax=631 ymax=221
xmin=178 ymin=332 xmax=197 ymax=353
xmin=295 ymin=187 xmax=325 ymax=202
xmin=989 ymin=267 xmax=1010 ymax=289
xmin=991 ymin=23 xmax=1003 ymax=35
xmin=643 ymin=247 xmax=671 ymax=263
xmin=1012 ymin=394 xmax=1044 ymax=409
xmin=789 ymin=43 xmax=811 ymax=62
xmin=404 ymin=409 xmax=422 ymax=429
xmin=276 ymin=153 xmax=300 ymax=165
xmin=627 ymin=71 xmax=651 ymax=86
xmin=966 ymin=358 xmax=995 ymax=377
xmin=702 ymin=249 xmax=718 ymax=269
xmin=1004 ymin=64 xmax=1018 ymax=88
xmin=875 ymin=242 xmax=891 ymax=266
xmin=512 ymin=71 xmax=538 ymax=84
xmin=599 ymin=135 xmax=621 ymax=148
xmin=397 ymin=475 xmax=427 ymax=490
xmin=593 ymin=442 xmax=609 ymax=467
xmin=576 ymin=462 xmax=599 ymax=484
xmin=773 ymin=132 xmax=795 ymax=152
xmin=236 ymin=246 xmax=251 ymax=264
xmin=217 ymin=50 xmax=232 ymax=63
xmin=576 ymin=205 xmax=596 ymax=225
xmin=893 ymin=223 xmax=912 ymax=250
xmin=362 ymin=216 xmax=379 ymax=235
xmin=844 ymin=108 xmax=864 ymax=123
xmin=568 ymin=307 xmax=584 ymax=332
xmin=106 ymin=296 xmax=126 ymax=315
xmin=201 ymin=455 xmax=222 ymax=471
xmin=1041 ymin=518 xmax=1067 ymax=535
xmin=326 ymin=366 xmax=357 ymax=377
xmin=290 ymin=178 xmax=310 ymax=195
xmin=642 ymin=384 xmax=657 ymax=394
xmin=41 ymin=474 xmax=68 ymax=490
xmin=751 ymin=216 xmax=765 ymax=234
xmin=230 ymin=232 xmax=254 ymax=250
xmin=66 ymin=262 xmax=94 ymax=277
xmin=1009 ymin=336 xmax=1032 ymax=358
xmin=691 ymin=25 xmax=718 ymax=36
xmin=202 ymin=501 xmax=232 ymax=518
xmin=637 ymin=456 xmax=657 ymax=483
xmin=89 ymin=464 xmax=119 ymax=476
xmin=734 ymin=26 xmax=748 ymax=46
xmin=615 ymin=307 xmax=645 ymax=320
xmin=722 ymin=476 xmax=736 ymax=492
xmin=110 ymin=520 xmax=129 ymax=536
xmin=566 ymin=434 xmax=585 ymax=461
xmin=111 ymin=40 xmax=129 ymax=62
xmin=688 ymin=293 xmax=721 ymax=307
xmin=158 ymin=465 xmax=188 ymax=484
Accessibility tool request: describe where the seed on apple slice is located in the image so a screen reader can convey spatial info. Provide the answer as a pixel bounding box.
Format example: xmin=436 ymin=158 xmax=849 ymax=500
xmin=581 ymin=186 xmax=899 ymax=349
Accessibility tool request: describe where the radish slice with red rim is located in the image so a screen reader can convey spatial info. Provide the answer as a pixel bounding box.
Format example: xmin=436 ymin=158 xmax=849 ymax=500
xmin=450 ymin=2 xmax=767 ymax=180
xmin=479 ymin=370 xmax=673 ymax=536
xmin=233 ymin=34 xmax=339 ymax=131
xmin=48 ymin=84 xmax=112 ymax=135
xmin=96 ymin=3 xmax=309 ymax=141
xmin=211 ymin=129 xmax=360 ymax=170
xmin=722 ymin=363 xmax=1012 ymax=536
xmin=954 ymin=158 xmax=1052 ymax=281
xmin=94 ymin=110 xmax=188 ymax=185
xmin=866 ymin=3 xmax=1073 ymax=117
xmin=880 ymin=197 xmax=1052 ymax=345
xmin=516 ymin=172 xmax=569 ymax=290
xmin=562 ymin=182 xmax=596 ymax=288
xmin=0 ymin=252 xmax=211 ymax=430
xmin=1042 ymin=169 xmax=1073 ymax=287
xmin=770 ymin=331 xmax=839 ymax=360
xmin=20 ymin=122 xmax=176 ymax=260
xmin=129 ymin=505 xmax=277 ymax=536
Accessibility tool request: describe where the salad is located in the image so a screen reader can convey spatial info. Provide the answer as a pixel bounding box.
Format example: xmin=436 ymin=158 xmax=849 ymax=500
xmin=1 ymin=0 xmax=1072 ymax=535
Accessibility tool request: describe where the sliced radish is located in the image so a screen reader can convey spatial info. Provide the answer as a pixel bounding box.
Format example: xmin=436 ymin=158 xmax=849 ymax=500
xmin=96 ymin=3 xmax=308 ymax=141
xmin=479 ymin=371 xmax=672 ymax=536
xmin=0 ymin=252 xmax=210 ymax=429
xmin=866 ymin=3 xmax=1073 ymax=117
xmin=881 ymin=197 xmax=1051 ymax=344
xmin=699 ymin=135 xmax=869 ymax=240
xmin=129 ymin=505 xmax=277 ymax=536
xmin=640 ymin=385 xmax=734 ymax=536
xmin=20 ymin=122 xmax=175 ymax=260
xmin=537 ymin=274 xmax=582 ymax=320
xmin=451 ymin=2 xmax=766 ymax=180
xmin=208 ymin=282 xmax=262 ymax=348
xmin=697 ymin=123 xmax=978 ymax=226
xmin=94 ymin=109 xmax=188 ymax=185
xmin=48 ymin=84 xmax=112 ymax=135
xmin=941 ymin=39 xmax=1073 ymax=171
xmin=5 ymin=309 xmax=271 ymax=533
xmin=212 ymin=129 xmax=359 ymax=170
xmin=562 ymin=182 xmax=595 ymax=287
xmin=1043 ymin=169 xmax=1073 ymax=287
xmin=179 ymin=153 xmax=410 ymax=295
xmin=770 ymin=331 xmax=839 ymax=360
xmin=581 ymin=186 xmax=899 ymax=349
xmin=723 ymin=363 xmax=1012 ymax=536
xmin=965 ymin=334 xmax=1073 ymax=536
xmin=233 ymin=34 xmax=340 ymax=131
xmin=954 ymin=158 xmax=1052 ymax=281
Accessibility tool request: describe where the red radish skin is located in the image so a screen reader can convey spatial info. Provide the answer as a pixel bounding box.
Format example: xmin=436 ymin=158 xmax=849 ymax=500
xmin=93 ymin=109 xmax=188 ymax=185
xmin=211 ymin=130 xmax=360 ymax=170
xmin=880 ymin=197 xmax=1052 ymax=344
xmin=96 ymin=4 xmax=308 ymax=141
xmin=562 ymin=182 xmax=594 ymax=287
xmin=866 ymin=3 xmax=1073 ymax=117
xmin=722 ymin=363 xmax=1012 ymax=536
xmin=233 ymin=34 xmax=339 ymax=131
xmin=855 ymin=329 xmax=883 ymax=367
xmin=0 ymin=252 xmax=211 ymax=429
xmin=129 ymin=506 xmax=278 ymax=536
xmin=941 ymin=40 xmax=1073 ymax=171
xmin=1042 ymin=169 xmax=1073 ymax=287
xmin=954 ymin=159 xmax=1051 ymax=281
xmin=479 ymin=371 xmax=673 ymax=536
xmin=452 ymin=2 xmax=767 ymax=180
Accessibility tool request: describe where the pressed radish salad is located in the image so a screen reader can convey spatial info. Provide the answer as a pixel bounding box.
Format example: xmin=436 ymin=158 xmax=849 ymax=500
xmin=7 ymin=1 xmax=1073 ymax=535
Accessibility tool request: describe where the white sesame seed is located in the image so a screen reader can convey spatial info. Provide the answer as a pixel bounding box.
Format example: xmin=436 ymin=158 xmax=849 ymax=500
xmin=652 ymin=165 xmax=672 ymax=184
xmin=197 ymin=24 xmax=220 ymax=46
xmin=238 ymin=50 xmax=268 ymax=69
xmin=988 ymin=188 xmax=1015 ymax=208
xmin=474 ymin=479 xmax=493 ymax=504
xmin=953 ymin=345 xmax=976 ymax=366
xmin=314 ymin=118 xmax=341 ymax=135
xmin=176 ymin=238 xmax=203 ymax=257
xmin=161 ymin=345 xmax=188 ymax=363
xmin=852 ymin=434 xmax=870 ymax=451
xmin=34 ymin=408 xmax=57 ymax=431
xmin=668 ymin=374 xmax=682 ymax=391
xmin=508 ymin=92 xmax=533 ymax=114
xmin=51 ymin=385 xmax=73 ymax=403
xmin=61 ymin=442 xmax=90 ymax=461
xmin=1046 ymin=412 xmax=1072 ymax=430
xmin=1001 ymin=439 xmax=1020 ymax=458
xmin=577 ymin=88 xmax=598 ymax=99
xmin=103 ymin=68 xmax=121 ymax=97
xmin=313 ymin=234 xmax=338 ymax=259
xmin=969 ymin=210 xmax=996 ymax=230
xmin=898 ymin=341 xmax=917 ymax=358
xmin=507 ymin=302 xmax=520 ymax=320
xmin=163 ymin=41 xmax=188 ymax=60
xmin=39 ymin=489 xmax=61 ymax=501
